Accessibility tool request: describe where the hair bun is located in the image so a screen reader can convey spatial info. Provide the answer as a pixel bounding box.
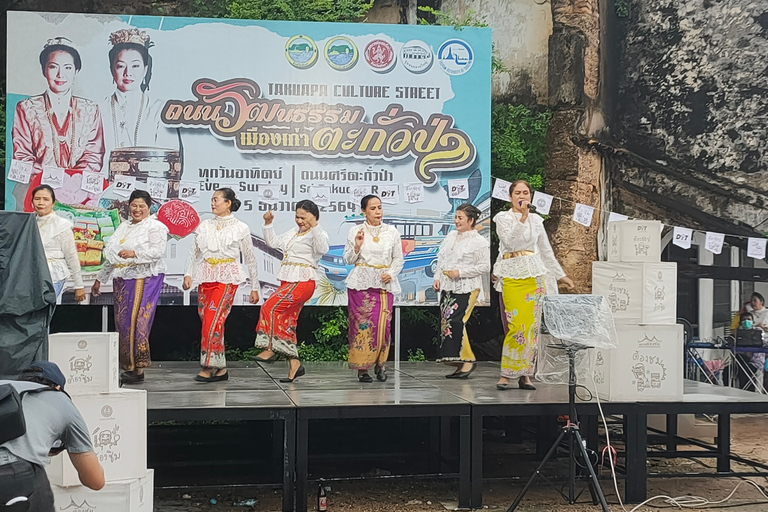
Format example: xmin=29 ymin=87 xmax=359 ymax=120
xmin=230 ymin=198 xmax=242 ymax=212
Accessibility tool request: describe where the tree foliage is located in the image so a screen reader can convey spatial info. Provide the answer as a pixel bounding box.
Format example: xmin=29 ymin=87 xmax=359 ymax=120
xmin=490 ymin=103 xmax=551 ymax=191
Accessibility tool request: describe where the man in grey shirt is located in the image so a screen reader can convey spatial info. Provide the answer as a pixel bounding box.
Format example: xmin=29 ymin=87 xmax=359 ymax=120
xmin=0 ymin=361 xmax=104 ymax=512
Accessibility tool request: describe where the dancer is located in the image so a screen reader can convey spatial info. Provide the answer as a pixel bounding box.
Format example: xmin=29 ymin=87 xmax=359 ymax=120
xmin=253 ymin=200 xmax=329 ymax=382
xmin=12 ymin=37 xmax=104 ymax=211
xmin=183 ymin=188 xmax=259 ymax=382
xmin=494 ymin=181 xmax=574 ymax=390
xmin=32 ymin=185 xmax=85 ymax=302
xmin=92 ymin=190 xmax=168 ymax=384
xmin=433 ymin=204 xmax=490 ymax=378
xmin=343 ymin=195 xmax=404 ymax=383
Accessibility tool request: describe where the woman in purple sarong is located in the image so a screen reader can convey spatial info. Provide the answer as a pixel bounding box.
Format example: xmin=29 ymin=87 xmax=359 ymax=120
xmin=92 ymin=189 xmax=168 ymax=384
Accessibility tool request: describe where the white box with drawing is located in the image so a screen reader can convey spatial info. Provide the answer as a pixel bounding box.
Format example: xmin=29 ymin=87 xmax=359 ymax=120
xmin=592 ymin=262 xmax=677 ymax=325
xmin=48 ymin=332 xmax=120 ymax=395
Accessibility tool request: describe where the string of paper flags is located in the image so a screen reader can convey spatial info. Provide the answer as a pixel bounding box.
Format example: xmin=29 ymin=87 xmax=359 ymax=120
xmin=492 ymin=178 xmax=768 ymax=260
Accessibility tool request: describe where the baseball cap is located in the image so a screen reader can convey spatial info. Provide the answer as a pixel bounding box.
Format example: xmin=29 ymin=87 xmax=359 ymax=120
xmin=20 ymin=361 xmax=67 ymax=391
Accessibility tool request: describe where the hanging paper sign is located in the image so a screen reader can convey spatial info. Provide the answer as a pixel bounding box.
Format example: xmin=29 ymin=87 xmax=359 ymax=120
xmin=310 ymin=185 xmax=330 ymax=207
xmin=80 ymin=171 xmax=104 ymax=195
xmin=672 ymin=226 xmax=693 ymax=250
xmin=179 ymin=180 xmax=200 ymax=203
xmin=532 ymin=191 xmax=554 ymax=215
xmin=608 ymin=212 xmax=629 ymax=223
xmin=8 ymin=160 xmax=33 ymax=184
xmin=379 ymin=184 xmax=399 ymax=205
xmin=41 ymin=166 xmax=65 ymax=189
xmin=747 ymin=237 xmax=767 ymax=260
xmin=492 ymin=178 xmax=512 ymax=201
xmin=572 ymin=203 xmax=594 ymax=227
xmin=146 ymin=177 xmax=168 ymax=200
xmin=448 ymin=178 xmax=469 ymax=200
xmin=260 ymin=185 xmax=280 ymax=203
xmin=351 ymin=185 xmax=372 ymax=205
xmin=113 ymin=175 xmax=137 ymax=197
xmin=704 ymin=231 xmax=725 ymax=254
xmin=405 ymin=183 xmax=425 ymax=203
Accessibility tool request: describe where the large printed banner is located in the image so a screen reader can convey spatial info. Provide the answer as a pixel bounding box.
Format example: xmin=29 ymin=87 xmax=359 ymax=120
xmin=5 ymin=11 xmax=491 ymax=306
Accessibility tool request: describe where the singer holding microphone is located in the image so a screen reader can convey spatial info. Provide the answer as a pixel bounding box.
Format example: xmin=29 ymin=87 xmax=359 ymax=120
xmin=493 ymin=180 xmax=574 ymax=390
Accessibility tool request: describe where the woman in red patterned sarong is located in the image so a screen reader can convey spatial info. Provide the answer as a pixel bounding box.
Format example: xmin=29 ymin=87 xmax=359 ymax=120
xmin=253 ymin=200 xmax=329 ymax=382
xmin=183 ymin=188 xmax=260 ymax=382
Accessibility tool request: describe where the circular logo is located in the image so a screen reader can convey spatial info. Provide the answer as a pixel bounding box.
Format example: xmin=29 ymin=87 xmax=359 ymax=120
xmin=364 ymin=39 xmax=396 ymax=73
xmin=285 ymin=35 xmax=318 ymax=69
xmin=325 ymin=36 xmax=358 ymax=71
xmin=400 ymin=40 xmax=433 ymax=74
xmin=101 ymin=405 xmax=113 ymax=418
xmin=263 ymin=188 xmax=275 ymax=200
xmin=437 ymin=39 xmax=474 ymax=75
xmin=77 ymin=339 xmax=87 ymax=349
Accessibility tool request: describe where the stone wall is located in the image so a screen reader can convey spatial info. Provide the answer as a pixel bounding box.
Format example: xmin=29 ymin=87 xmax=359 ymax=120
xmin=609 ymin=0 xmax=768 ymax=234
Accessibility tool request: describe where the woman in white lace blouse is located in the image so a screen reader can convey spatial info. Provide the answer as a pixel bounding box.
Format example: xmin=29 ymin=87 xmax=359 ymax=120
xmin=432 ymin=204 xmax=490 ymax=378
xmin=343 ymin=195 xmax=404 ymax=383
xmin=32 ymin=185 xmax=85 ymax=302
xmin=253 ymin=200 xmax=329 ymax=382
xmin=92 ymin=190 xmax=168 ymax=384
xmin=493 ymin=180 xmax=574 ymax=391
xmin=183 ymin=188 xmax=259 ymax=382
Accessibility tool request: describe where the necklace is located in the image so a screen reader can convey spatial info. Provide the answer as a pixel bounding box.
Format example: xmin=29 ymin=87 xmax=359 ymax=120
xmin=44 ymin=94 xmax=76 ymax=168
xmin=365 ymin=223 xmax=382 ymax=243
xmin=111 ymin=92 xmax=145 ymax=148
xmin=286 ymin=228 xmax=310 ymax=253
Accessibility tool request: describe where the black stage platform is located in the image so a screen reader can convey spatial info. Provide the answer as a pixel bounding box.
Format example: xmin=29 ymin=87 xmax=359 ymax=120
xmin=131 ymin=361 xmax=768 ymax=511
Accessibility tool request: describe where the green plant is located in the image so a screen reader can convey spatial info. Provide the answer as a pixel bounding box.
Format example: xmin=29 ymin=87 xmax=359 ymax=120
xmin=614 ymin=0 xmax=629 ymax=18
xmin=490 ymin=102 xmax=551 ymax=191
xmin=298 ymin=306 xmax=349 ymax=361
xmin=418 ymin=6 xmax=507 ymax=74
xmin=401 ymin=307 xmax=440 ymax=345
xmin=227 ymin=0 xmax=373 ymax=22
xmin=407 ymin=348 xmax=426 ymax=362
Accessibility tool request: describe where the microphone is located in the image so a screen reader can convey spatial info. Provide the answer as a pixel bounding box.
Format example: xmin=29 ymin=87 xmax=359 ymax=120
xmin=519 ymin=200 xmax=537 ymax=213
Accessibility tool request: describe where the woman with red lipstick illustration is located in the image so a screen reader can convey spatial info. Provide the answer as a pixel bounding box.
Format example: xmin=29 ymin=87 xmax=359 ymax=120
xmin=101 ymin=29 xmax=176 ymax=159
xmin=11 ymin=37 xmax=105 ymax=212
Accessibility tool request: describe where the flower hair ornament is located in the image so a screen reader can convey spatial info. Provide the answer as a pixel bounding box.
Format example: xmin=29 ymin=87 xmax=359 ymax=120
xmin=109 ymin=28 xmax=153 ymax=49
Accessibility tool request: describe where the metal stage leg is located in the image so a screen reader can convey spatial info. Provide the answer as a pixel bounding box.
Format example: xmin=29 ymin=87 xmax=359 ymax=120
xmin=441 ymin=416 xmax=452 ymax=473
xmin=283 ymin=413 xmax=296 ymax=512
xmin=459 ymin=415 xmax=471 ymax=509
xmin=471 ymin=412 xmax=484 ymax=509
xmin=666 ymin=415 xmax=678 ymax=452
xmin=296 ymin=416 xmax=309 ymax=512
xmin=717 ymin=414 xmax=731 ymax=473
xmin=273 ymin=420 xmax=283 ymax=482
xmin=624 ymin=411 xmax=647 ymax=503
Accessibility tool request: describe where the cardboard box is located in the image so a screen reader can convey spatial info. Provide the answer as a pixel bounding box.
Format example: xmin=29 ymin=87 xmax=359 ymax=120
xmin=592 ymin=262 xmax=677 ymax=324
xmin=607 ymin=220 xmax=662 ymax=262
xmin=49 ymin=332 xmax=120 ymax=395
xmin=52 ymin=469 xmax=153 ymax=512
xmin=593 ymin=324 xmax=684 ymax=402
xmin=47 ymin=389 xmax=147 ymax=486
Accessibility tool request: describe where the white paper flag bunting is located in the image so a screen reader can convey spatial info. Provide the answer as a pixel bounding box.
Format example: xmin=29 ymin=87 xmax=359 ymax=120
xmin=572 ymin=203 xmax=594 ymax=227
xmin=608 ymin=212 xmax=629 ymax=223
xmin=310 ymin=185 xmax=330 ymax=207
xmin=351 ymin=185 xmax=372 ymax=204
xmin=672 ymin=226 xmax=693 ymax=250
xmin=405 ymin=183 xmax=425 ymax=203
xmin=704 ymin=231 xmax=725 ymax=254
xmin=532 ymin=191 xmax=553 ymax=215
xmin=448 ymin=178 xmax=469 ymax=200
xmin=179 ymin=180 xmax=200 ymax=203
xmin=492 ymin=178 xmax=512 ymax=201
xmin=80 ymin=171 xmax=104 ymax=195
xmin=146 ymin=177 xmax=168 ymax=200
xmin=41 ymin=166 xmax=65 ymax=189
xmin=747 ymin=237 xmax=767 ymax=260
xmin=260 ymin=185 xmax=280 ymax=203
xmin=379 ymin=184 xmax=399 ymax=204
xmin=8 ymin=160 xmax=33 ymax=184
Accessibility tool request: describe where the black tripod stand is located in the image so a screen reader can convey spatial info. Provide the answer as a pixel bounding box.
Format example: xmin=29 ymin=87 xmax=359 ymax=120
xmin=507 ymin=343 xmax=610 ymax=512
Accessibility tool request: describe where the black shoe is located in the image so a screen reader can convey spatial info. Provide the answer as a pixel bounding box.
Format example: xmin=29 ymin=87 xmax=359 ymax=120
xmin=254 ymin=352 xmax=277 ymax=364
xmin=280 ymin=365 xmax=305 ymax=383
xmin=451 ymin=364 xmax=476 ymax=380
xmin=121 ymin=371 xmax=145 ymax=384
xmin=518 ymin=380 xmax=536 ymax=390
xmin=374 ymin=365 xmax=387 ymax=382
xmin=195 ymin=371 xmax=228 ymax=383
xmin=496 ymin=382 xmax=510 ymax=390
xmin=358 ymin=373 xmax=373 ymax=383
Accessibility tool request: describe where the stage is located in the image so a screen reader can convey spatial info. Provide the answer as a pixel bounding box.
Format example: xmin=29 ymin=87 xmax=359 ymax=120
xmin=131 ymin=361 xmax=768 ymax=511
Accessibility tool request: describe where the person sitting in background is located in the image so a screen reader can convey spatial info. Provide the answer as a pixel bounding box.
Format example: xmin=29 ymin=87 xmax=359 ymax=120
xmin=0 ymin=362 xmax=104 ymax=511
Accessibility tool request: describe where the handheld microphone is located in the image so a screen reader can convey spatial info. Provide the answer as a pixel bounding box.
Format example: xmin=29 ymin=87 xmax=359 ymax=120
xmin=519 ymin=201 xmax=537 ymax=213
